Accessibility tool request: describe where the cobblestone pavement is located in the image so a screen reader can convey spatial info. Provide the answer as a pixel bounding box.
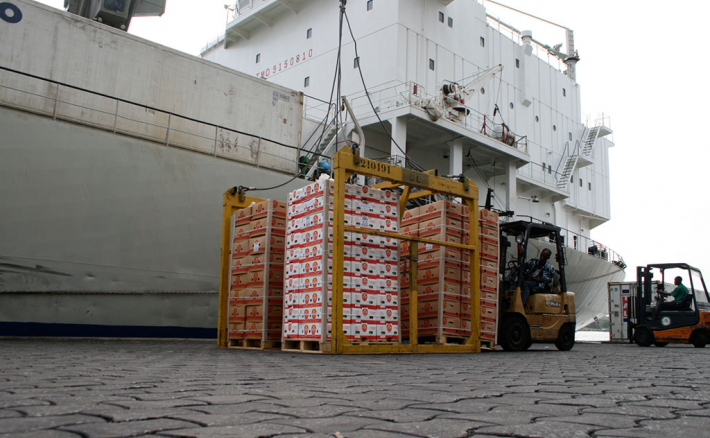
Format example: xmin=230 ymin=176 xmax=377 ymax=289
xmin=1 ymin=339 xmax=709 ymax=438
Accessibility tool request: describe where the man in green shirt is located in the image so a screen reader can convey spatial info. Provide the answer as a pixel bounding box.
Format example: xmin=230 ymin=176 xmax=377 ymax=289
xmin=660 ymin=276 xmax=690 ymax=311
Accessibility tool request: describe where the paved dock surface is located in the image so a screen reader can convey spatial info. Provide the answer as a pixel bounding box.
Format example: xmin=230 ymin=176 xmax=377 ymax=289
xmin=1 ymin=339 xmax=709 ymax=438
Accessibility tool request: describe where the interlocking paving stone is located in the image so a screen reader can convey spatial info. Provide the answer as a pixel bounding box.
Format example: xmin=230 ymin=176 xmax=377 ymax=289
xmin=60 ymin=418 xmax=198 ymax=438
xmin=1 ymin=339 xmax=710 ymax=437
xmin=0 ymin=414 xmax=105 ymax=434
xmin=472 ymin=419 xmax=600 ymax=437
xmin=0 ymin=431 xmax=83 ymax=438
xmin=157 ymin=424 xmax=308 ymax=437
xmin=362 ymin=417 xmax=489 ymax=438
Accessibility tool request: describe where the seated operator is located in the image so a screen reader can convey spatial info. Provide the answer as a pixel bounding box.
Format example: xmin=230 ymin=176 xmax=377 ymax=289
xmin=659 ymin=276 xmax=690 ymax=311
xmin=521 ymin=248 xmax=555 ymax=305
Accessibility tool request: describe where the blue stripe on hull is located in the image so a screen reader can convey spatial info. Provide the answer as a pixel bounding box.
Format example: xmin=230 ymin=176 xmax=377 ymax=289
xmin=0 ymin=322 xmax=217 ymax=339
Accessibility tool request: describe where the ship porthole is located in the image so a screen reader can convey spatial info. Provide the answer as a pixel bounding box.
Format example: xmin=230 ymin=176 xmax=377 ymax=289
xmin=0 ymin=2 xmax=22 ymax=23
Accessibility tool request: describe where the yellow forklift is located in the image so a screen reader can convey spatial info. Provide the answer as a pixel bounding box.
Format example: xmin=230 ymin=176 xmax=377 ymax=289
xmin=630 ymin=263 xmax=710 ymax=347
xmin=498 ymin=221 xmax=576 ymax=351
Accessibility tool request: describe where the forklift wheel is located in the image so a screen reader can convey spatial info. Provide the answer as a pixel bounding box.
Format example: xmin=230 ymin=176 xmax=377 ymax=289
xmin=500 ymin=317 xmax=530 ymax=352
xmin=634 ymin=327 xmax=654 ymax=347
xmin=690 ymin=331 xmax=707 ymax=348
xmin=555 ymin=324 xmax=575 ymax=351
xmin=653 ymin=342 xmax=669 ymax=347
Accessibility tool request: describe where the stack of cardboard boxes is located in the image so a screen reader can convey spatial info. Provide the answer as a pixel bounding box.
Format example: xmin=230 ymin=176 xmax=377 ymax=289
xmin=227 ymin=200 xmax=287 ymax=345
xmin=283 ymin=180 xmax=401 ymax=344
xmin=459 ymin=206 xmax=500 ymax=344
xmin=399 ymin=201 xmax=500 ymax=344
xmin=399 ymin=201 xmax=467 ymax=341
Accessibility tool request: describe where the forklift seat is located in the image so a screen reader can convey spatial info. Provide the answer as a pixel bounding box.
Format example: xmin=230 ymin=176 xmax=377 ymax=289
xmin=681 ymin=294 xmax=693 ymax=311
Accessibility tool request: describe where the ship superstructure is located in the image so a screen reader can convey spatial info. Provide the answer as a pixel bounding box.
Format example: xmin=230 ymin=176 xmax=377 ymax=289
xmin=202 ymin=0 xmax=625 ymax=325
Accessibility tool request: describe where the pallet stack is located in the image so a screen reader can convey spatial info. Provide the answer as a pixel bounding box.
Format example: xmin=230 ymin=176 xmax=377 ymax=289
xmin=227 ymin=200 xmax=287 ymax=348
xmin=400 ymin=201 xmax=500 ymax=347
xmin=459 ymin=206 xmax=500 ymax=347
xmin=283 ymin=180 xmax=401 ymax=350
xmin=399 ymin=201 xmax=469 ymax=343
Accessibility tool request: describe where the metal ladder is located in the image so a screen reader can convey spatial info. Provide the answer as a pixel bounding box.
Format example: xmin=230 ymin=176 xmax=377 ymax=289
xmin=556 ymin=140 xmax=582 ymax=190
xmin=304 ymin=124 xmax=342 ymax=180
xmin=581 ymin=126 xmax=601 ymax=158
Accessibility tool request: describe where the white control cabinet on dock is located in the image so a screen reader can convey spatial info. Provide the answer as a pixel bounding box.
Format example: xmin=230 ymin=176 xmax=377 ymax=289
xmin=608 ymin=282 xmax=634 ymax=342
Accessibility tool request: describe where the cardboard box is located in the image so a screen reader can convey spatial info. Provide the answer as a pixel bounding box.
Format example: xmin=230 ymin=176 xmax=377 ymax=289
xmin=419 ymin=200 xmax=463 ymax=221
xmin=249 ymin=237 xmax=266 ymax=255
xmin=245 ymin=305 xmax=263 ymax=321
xmin=481 ymin=272 xmax=497 ymax=290
xmin=232 ymin=238 xmax=251 ymax=257
xmin=417 ymin=265 xmax=461 ymax=285
xmin=417 ymin=282 xmax=461 ymax=296
xmin=401 ymin=206 xmax=420 ymax=225
xmin=228 ymin=321 xmax=246 ymax=339
xmin=480 ymin=241 xmax=498 ymax=260
xmin=234 ymin=206 xmax=252 ymax=225
xmin=479 ymin=224 xmax=498 ymax=239
xmin=228 ymin=304 xmax=246 ymax=322
xmin=234 ymin=222 xmax=253 ymax=239
xmin=479 ymin=208 xmax=499 ymax=224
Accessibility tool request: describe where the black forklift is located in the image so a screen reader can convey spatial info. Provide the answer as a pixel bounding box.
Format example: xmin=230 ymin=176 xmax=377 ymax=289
xmin=498 ymin=220 xmax=576 ymax=351
xmin=630 ymin=263 xmax=710 ymax=347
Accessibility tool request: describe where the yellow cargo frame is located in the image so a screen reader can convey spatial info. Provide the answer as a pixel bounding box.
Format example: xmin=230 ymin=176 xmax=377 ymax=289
xmin=331 ymin=147 xmax=481 ymax=354
xmin=217 ymin=190 xmax=266 ymax=349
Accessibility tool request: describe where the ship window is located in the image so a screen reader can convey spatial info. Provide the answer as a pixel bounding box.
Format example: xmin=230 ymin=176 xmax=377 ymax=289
xmin=510 ymin=102 xmax=514 ymax=109
xmin=542 ymin=161 xmax=546 ymax=171
xmin=589 ymin=182 xmax=592 ymax=190
xmin=516 ymin=58 xmax=520 ymax=68
xmin=480 ymin=87 xmax=485 ymax=94
xmin=571 ymin=175 xmax=574 ymax=183
xmin=307 ymin=28 xmax=312 ymax=39
xmin=548 ymin=164 xmax=552 ymax=174
xmin=535 ymin=115 xmax=539 ymax=122
xmin=304 ymin=76 xmax=310 ymax=88
xmin=448 ymin=17 xmax=453 ymax=27
xmin=367 ymin=0 xmax=373 ymax=11
xmin=429 ymin=59 xmax=435 ymax=70
xmin=255 ymin=53 xmax=261 ymax=63
xmin=354 ymin=57 xmax=360 ymax=69
xmin=580 ymin=178 xmax=583 ymax=187
xmin=480 ymin=37 xmax=485 ymax=47
xmin=563 ymin=88 xmax=567 ymax=97
xmin=439 ymin=12 xmax=444 ymax=22
xmin=553 ymin=125 xmax=557 ymax=131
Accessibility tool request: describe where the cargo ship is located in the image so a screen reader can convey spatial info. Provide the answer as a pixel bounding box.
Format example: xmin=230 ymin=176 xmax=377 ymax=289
xmin=0 ymin=0 xmax=624 ymax=337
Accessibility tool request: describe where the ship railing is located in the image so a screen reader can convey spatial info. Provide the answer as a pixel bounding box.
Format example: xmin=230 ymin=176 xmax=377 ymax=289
xmin=515 ymin=216 xmax=626 ymax=269
xmin=0 ymin=66 xmax=328 ymax=176
xmin=305 ymin=80 xmax=518 ymax=150
xmin=484 ymin=11 xmax=565 ymax=73
xmin=515 ymin=161 xmax=560 ymax=188
xmin=480 ymin=115 xmax=528 ymax=154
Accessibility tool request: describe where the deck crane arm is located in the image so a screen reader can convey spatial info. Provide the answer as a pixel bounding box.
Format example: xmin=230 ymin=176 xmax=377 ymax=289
xmin=440 ymin=64 xmax=503 ymax=109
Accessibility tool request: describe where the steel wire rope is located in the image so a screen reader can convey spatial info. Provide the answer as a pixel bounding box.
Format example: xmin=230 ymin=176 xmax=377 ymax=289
xmin=343 ymin=10 xmax=425 ymax=172
xmin=465 ymin=148 xmax=509 ymax=212
xmin=236 ymin=2 xmax=349 ymax=194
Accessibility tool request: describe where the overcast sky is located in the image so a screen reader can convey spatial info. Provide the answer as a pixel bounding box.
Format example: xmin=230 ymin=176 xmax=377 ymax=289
xmin=34 ymin=0 xmax=710 ymax=282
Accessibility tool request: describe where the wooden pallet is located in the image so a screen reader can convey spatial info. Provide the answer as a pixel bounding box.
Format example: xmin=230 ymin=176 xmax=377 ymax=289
xmin=417 ymin=335 xmax=469 ymax=345
xmin=480 ymin=338 xmax=497 ymax=350
xmin=282 ymin=339 xmax=331 ymax=353
xmin=228 ymin=338 xmax=282 ymax=350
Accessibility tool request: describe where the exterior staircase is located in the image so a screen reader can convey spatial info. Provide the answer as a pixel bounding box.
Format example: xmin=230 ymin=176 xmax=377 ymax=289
xmin=304 ymin=124 xmax=342 ymax=179
xmin=556 ymin=126 xmax=606 ymax=190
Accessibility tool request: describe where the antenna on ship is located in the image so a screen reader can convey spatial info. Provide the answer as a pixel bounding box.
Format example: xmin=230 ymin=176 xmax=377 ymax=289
xmin=484 ymin=0 xmax=579 ymax=80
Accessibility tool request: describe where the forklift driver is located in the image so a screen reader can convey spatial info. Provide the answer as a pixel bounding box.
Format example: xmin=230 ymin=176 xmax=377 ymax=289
xmin=659 ymin=276 xmax=690 ymax=311
xmin=521 ymin=248 xmax=555 ymax=305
